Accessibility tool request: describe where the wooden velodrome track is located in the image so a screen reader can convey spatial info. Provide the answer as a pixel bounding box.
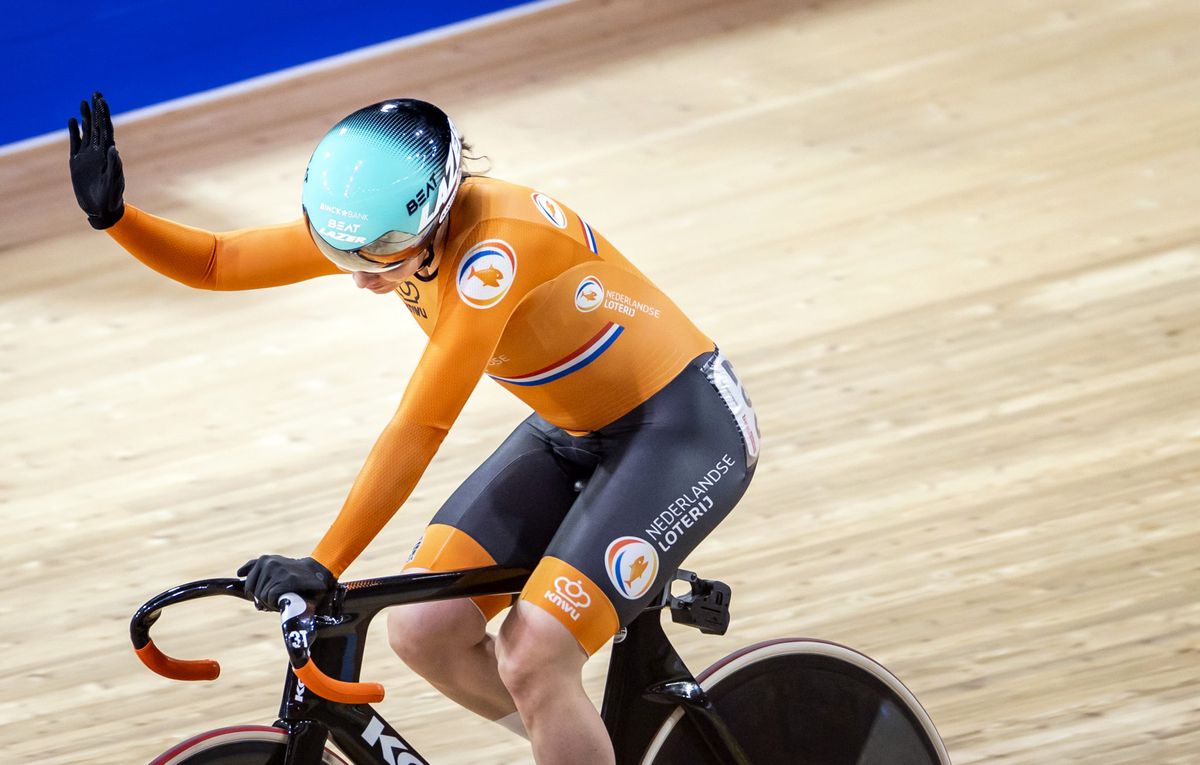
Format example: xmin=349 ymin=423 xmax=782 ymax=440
xmin=2 ymin=0 xmax=1197 ymax=762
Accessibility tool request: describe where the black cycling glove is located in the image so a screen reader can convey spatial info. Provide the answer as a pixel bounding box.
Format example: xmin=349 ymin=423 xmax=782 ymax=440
xmin=237 ymin=555 xmax=336 ymax=610
xmin=68 ymin=92 xmax=126 ymax=230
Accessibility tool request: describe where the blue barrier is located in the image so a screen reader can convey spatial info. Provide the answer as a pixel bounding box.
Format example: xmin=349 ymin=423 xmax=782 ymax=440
xmin=6 ymin=0 xmax=541 ymax=149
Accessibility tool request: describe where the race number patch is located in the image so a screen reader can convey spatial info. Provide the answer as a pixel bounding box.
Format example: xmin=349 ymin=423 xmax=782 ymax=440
xmin=705 ymin=351 xmax=761 ymax=466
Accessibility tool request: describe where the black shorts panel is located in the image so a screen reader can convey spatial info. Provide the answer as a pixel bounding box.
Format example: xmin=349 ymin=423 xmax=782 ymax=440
xmin=419 ymin=348 xmax=757 ymax=637
xmin=425 ymin=420 xmax=580 ymax=569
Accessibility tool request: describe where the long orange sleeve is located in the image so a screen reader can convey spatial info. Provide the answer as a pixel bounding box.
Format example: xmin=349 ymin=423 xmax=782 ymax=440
xmin=310 ymin=220 xmax=558 ymax=575
xmin=308 ymin=318 xmax=495 ymax=576
xmin=107 ymin=205 xmax=341 ymax=290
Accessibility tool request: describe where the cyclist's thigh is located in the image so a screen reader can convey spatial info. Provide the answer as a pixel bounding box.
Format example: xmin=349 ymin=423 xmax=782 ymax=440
xmin=520 ymin=350 xmax=758 ymax=654
xmin=406 ymin=414 xmax=583 ymax=618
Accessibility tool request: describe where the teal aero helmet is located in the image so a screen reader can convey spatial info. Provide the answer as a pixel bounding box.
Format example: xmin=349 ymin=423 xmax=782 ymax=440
xmin=302 ymin=99 xmax=463 ymax=272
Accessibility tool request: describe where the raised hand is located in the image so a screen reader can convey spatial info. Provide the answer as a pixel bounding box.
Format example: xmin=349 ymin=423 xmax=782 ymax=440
xmin=68 ymin=92 xmax=126 ymax=229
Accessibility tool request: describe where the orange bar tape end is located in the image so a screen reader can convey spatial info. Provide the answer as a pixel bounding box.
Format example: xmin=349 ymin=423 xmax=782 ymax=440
xmin=294 ymin=659 xmax=385 ymax=704
xmin=135 ymin=640 xmax=221 ymax=681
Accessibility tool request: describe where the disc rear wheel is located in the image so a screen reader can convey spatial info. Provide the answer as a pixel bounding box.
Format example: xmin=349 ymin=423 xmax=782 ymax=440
xmin=641 ymin=638 xmax=950 ymax=765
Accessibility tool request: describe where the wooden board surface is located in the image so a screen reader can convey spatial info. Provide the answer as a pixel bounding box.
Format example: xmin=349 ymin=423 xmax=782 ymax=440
xmin=2 ymin=0 xmax=1198 ymax=762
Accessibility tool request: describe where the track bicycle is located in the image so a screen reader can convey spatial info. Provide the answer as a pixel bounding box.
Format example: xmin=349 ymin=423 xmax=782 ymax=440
xmin=132 ymin=565 xmax=951 ymax=764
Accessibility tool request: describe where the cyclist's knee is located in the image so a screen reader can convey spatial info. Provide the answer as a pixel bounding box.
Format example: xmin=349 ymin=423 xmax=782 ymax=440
xmin=387 ymin=599 xmax=486 ymax=669
xmin=496 ymin=601 xmax=587 ymax=704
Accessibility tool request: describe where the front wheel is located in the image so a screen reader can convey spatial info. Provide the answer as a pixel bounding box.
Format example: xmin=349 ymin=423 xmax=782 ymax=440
xmin=641 ymin=638 xmax=951 ymax=765
xmin=149 ymin=725 xmax=349 ymax=765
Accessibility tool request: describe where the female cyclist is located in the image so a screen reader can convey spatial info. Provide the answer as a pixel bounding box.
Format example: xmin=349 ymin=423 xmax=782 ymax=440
xmin=69 ymin=93 xmax=760 ymax=765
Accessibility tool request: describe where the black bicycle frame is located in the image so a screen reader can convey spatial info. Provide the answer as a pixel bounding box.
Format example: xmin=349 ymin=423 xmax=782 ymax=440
xmin=131 ymin=566 xmax=751 ymax=765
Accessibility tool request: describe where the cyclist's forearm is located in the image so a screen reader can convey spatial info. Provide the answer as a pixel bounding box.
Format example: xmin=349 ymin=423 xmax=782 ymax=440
xmin=311 ymin=274 xmax=503 ymax=577
xmin=106 ymin=206 xmax=339 ymax=290
xmin=311 ymin=419 xmax=449 ymax=577
xmin=106 ymin=206 xmax=220 ymax=287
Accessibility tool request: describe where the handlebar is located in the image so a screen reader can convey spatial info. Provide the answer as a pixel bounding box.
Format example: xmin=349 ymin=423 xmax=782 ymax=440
xmin=129 ymin=578 xmax=250 ymax=682
xmin=130 ymin=579 xmax=384 ymax=705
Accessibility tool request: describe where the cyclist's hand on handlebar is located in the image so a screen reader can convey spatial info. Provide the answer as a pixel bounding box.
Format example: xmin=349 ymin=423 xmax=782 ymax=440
xmin=237 ymin=555 xmax=335 ymax=610
xmin=68 ymin=92 xmax=126 ymax=230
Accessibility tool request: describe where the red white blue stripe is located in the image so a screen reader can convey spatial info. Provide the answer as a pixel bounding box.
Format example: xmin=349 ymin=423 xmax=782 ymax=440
xmin=488 ymin=322 xmax=624 ymax=387
xmin=579 ymin=216 xmax=598 ymax=254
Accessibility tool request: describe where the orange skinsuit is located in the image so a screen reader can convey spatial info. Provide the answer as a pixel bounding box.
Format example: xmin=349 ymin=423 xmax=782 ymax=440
xmin=107 ymin=177 xmax=713 ymax=583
